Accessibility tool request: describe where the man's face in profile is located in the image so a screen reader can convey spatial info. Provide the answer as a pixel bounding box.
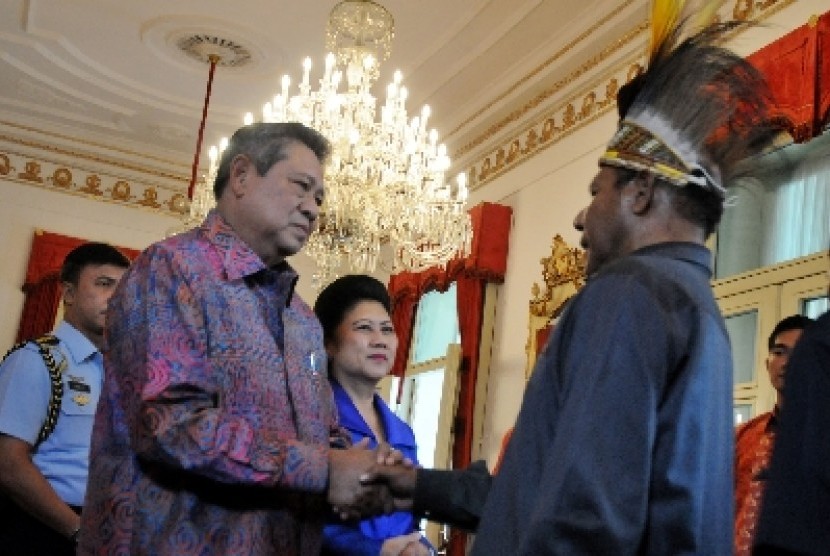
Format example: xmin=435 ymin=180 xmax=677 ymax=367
xmin=574 ymin=165 xmax=631 ymax=276
xmin=766 ymin=328 xmax=804 ymax=395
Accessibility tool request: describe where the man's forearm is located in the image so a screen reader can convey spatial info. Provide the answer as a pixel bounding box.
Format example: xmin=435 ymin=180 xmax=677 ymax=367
xmin=0 ymin=445 xmax=80 ymax=538
xmin=413 ymin=459 xmax=492 ymax=531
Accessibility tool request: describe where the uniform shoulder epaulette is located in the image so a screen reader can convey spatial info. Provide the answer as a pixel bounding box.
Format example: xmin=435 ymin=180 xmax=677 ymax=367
xmin=1 ymin=334 xmax=65 ymax=443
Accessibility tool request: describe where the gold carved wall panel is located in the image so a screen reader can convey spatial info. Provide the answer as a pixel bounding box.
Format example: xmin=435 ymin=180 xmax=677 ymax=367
xmin=525 ymin=235 xmax=586 ymax=378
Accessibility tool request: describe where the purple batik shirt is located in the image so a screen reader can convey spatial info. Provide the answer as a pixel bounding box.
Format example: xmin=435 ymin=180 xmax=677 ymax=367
xmin=79 ymin=210 xmax=338 ymax=555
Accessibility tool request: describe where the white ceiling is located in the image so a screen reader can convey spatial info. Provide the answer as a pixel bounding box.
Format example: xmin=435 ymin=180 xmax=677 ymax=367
xmin=0 ymin=0 xmax=645 ymax=179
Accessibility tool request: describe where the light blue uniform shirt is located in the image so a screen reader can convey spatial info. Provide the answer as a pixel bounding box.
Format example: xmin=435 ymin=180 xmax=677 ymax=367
xmin=0 ymin=321 xmax=102 ymax=506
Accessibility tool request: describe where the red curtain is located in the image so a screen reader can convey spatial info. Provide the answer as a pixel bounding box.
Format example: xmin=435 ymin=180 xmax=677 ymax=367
xmin=748 ymin=10 xmax=830 ymax=142
xmin=16 ymin=275 xmax=63 ymax=343
xmin=387 ymin=202 xmax=512 ymax=555
xmin=15 ymin=231 xmax=140 ymax=343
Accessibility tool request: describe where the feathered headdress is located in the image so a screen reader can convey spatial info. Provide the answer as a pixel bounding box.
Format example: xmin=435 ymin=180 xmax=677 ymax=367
xmin=600 ymin=0 xmax=783 ymax=197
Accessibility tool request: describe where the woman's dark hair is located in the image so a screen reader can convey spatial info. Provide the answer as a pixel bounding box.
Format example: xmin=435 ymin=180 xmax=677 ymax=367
xmin=313 ymin=274 xmax=392 ymax=344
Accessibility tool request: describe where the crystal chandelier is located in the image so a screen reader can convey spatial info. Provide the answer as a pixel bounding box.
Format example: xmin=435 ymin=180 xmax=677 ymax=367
xmin=202 ymin=0 xmax=471 ymax=287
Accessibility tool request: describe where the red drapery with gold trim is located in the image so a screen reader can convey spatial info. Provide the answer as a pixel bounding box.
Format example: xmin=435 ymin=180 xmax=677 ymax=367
xmin=15 ymin=231 xmax=140 ymax=343
xmin=387 ymin=201 xmax=512 ymax=555
xmin=748 ymin=11 xmax=830 ymax=142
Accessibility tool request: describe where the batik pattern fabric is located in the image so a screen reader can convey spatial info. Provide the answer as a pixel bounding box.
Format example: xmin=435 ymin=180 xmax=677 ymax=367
xmin=734 ymin=411 xmax=775 ymax=556
xmin=471 ymin=243 xmax=734 ymax=555
xmin=79 ymin=209 xmax=337 ymax=556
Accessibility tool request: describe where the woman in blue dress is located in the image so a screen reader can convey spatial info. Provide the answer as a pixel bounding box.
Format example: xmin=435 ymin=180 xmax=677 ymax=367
xmin=314 ymin=275 xmax=434 ymax=556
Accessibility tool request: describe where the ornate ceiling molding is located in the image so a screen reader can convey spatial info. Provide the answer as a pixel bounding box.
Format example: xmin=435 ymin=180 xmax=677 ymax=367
xmin=447 ymin=0 xmax=639 ymax=146
xmin=0 ymin=120 xmax=188 ymax=172
xmin=463 ymin=0 xmax=797 ymax=192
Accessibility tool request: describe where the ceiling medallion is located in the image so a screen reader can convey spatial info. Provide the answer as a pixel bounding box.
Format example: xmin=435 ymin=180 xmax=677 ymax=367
xmin=175 ymin=34 xmax=253 ymax=68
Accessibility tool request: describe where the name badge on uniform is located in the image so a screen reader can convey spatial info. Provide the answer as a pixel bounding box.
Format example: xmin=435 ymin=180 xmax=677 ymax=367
xmin=68 ymin=376 xmax=91 ymax=406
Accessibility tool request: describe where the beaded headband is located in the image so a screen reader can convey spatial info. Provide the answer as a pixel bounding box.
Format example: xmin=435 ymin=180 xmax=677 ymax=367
xmin=600 ymin=118 xmax=725 ymax=197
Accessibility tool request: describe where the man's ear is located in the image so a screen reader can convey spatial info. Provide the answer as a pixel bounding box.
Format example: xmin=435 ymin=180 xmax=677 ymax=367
xmin=626 ymin=171 xmax=657 ymax=216
xmin=228 ymin=154 xmax=253 ymax=198
xmin=62 ymin=281 xmax=75 ymax=306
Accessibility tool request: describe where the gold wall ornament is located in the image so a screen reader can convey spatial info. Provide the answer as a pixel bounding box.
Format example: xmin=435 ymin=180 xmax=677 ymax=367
xmin=627 ymin=62 xmax=643 ymax=82
xmin=604 ymin=78 xmax=620 ymax=105
xmin=506 ymin=140 xmax=521 ymax=164
xmin=51 ymin=168 xmax=73 ymax=188
xmin=529 ymin=235 xmax=587 ymax=317
xmin=0 ymin=153 xmax=12 ymax=175
xmin=138 ymin=187 xmax=161 ymax=208
xmin=523 ymin=128 xmax=538 ymax=153
xmin=540 ymin=117 xmax=557 ymax=142
xmin=19 ymin=160 xmax=43 ymax=183
xmin=580 ymin=91 xmax=596 ymax=119
xmin=167 ymin=193 xmax=189 ymax=214
xmin=734 ymin=0 xmax=754 ymax=20
xmin=79 ymin=174 xmax=103 ymax=196
xmin=494 ymin=148 xmax=506 ymax=171
xmin=478 ymin=158 xmax=492 ymax=182
xmin=466 ymin=71 xmax=621 ymax=190
xmin=110 ymin=180 xmax=131 ymax=201
xmin=562 ymin=103 xmax=577 ymax=129
xmin=525 ymin=235 xmax=586 ymax=379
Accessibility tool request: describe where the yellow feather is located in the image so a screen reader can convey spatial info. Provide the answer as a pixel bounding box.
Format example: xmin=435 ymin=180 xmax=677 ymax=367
xmin=650 ymin=0 xmax=686 ymax=61
xmin=693 ymin=0 xmax=724 ymax=29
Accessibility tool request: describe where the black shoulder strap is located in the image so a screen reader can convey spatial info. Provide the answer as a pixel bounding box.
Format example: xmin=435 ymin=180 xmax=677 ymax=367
xmin=0 ymin=334 xmax=65 ymax=444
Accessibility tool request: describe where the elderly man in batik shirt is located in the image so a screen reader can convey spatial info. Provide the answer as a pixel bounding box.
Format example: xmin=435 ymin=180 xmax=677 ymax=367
xmin=80 ymin=123 xmax=391 ymax=555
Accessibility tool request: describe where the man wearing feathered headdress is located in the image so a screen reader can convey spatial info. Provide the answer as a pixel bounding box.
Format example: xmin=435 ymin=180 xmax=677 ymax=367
xmin=469 ymin=1 xmax=783 ymax=554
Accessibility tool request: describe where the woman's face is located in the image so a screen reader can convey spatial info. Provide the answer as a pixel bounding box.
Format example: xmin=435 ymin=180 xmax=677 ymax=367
xmin=327 ymin=300 xmax=398 ymax=384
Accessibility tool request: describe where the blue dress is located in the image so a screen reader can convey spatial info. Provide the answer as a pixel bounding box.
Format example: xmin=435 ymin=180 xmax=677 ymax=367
xmin=324 ymin=380 xmax=433 ymax=555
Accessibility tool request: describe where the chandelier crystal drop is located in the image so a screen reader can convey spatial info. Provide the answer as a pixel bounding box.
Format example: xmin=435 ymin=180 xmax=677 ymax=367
xmin=202 ymin=0 xmax=471 ymax=288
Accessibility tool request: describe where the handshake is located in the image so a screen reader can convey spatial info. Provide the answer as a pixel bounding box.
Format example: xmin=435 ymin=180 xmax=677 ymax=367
xmin=327 ymin=439 xmax=419 ymax=520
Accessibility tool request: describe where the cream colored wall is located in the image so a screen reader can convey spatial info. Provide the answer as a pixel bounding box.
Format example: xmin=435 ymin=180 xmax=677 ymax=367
xmin=468 ymin=109 xmax=616 ymax=465
xmin=0 ymin=176 xmax=351 ymax=350
xmin=0 ymin=178 xmax=179 ymax=348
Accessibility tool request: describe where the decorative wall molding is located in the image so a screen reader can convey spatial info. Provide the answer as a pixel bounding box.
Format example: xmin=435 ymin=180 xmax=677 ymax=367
xmin=463 ymin=0 xmax=796 ymax=192
xmin=0 ymin=149 xmax=188 ymax=215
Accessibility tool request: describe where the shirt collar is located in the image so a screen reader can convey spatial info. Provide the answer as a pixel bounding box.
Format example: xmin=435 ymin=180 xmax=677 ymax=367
xmin=200 ymin=210 xmax=298 ymax=304
xmin=630 ymin=242 xmax=713 ymax=276
xmin=330 ymin=380 xmax=416 ymax=449
xmin=54 ymin=321 xmax=98 ymax=364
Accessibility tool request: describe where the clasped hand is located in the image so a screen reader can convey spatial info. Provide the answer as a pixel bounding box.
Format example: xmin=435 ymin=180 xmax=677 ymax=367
xmin=328 ymin=439 xmax=417 ymax=520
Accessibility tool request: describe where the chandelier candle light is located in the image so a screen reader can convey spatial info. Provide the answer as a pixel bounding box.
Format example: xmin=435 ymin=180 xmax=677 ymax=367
xmin=203 ymin=0 xmax=471 ymax=287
